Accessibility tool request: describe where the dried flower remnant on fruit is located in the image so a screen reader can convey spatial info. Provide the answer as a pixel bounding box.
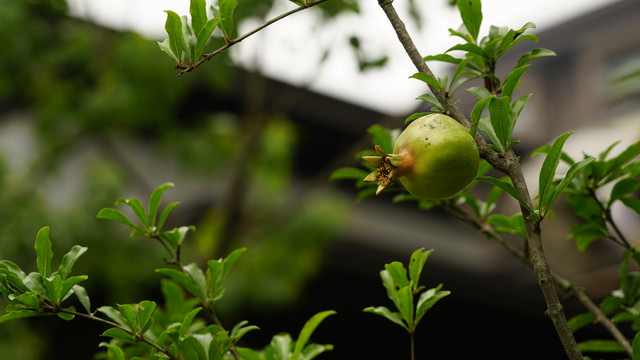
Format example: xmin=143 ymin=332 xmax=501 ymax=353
xmin=362 ymin=145 xmax=399 ymax=195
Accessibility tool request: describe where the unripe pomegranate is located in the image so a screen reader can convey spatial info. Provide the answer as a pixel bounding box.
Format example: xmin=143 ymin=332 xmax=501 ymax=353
xmin=363 ymin=114 xmax=479 ymax=200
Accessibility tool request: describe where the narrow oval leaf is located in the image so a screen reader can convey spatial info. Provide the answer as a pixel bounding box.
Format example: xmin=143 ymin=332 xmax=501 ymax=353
xmin=190 ymin=0 xmax=208 ymax=36
xmin=542 ymin=157 xmax=595 ymax=217
xmin=293 ymin=310 xmax=336 ymax=356
xmin=97 ymin=208 xmax=140 ymax=230
xmin=502 ymin=65 xmax=530 ymax=99
xmin=58 ymin=245 xmax=88 ymax=280
xmin=479 ymin=177 xmax=534 ymax=214
xmin=164 ymin=10 xmax=184 ymax=63
xmin=72 ymin=285 xmax=91 ymax=313
xmin=516 ymin=48 xmax=556 ymax=68
xmin=363 ymin=306 xmax=407 ymax=330
xmin=538 ymin=132 xmax=573 ymax=213
xmin=488 ymin=96 xmax=512 ymax=151
xmin=157 ymin=201 xmax=180 ymax=230
xmin=194 ymin=18 xmax=222 ymax=60
xmin=423 ymin=53 xmax=463 ymax=64
xmin=410 ymin=73 xmax=445 ymax=92
xmin=329 ymin=167 xmax=368 ymax=181
xmin=148 ymin=183 xmax=174 ymax=228
xmin=219 ymin=0 xmax=238 ymax=40
xmin=0 ymin=309 xmax=45 ymax=323
xmin=457 ymin=0 xmax=483 ymax=41
xmin=35 ymin=227 xmax=53 ymax=277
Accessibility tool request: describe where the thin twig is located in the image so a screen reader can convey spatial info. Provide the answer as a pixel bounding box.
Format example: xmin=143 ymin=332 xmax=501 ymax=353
xmin=52 ymin=307 xmax=177 ymax=359
xmin=178 ymin=0 xmax=329 ymax=76
xmin=375 ymin=0 xmax=583 ymax=358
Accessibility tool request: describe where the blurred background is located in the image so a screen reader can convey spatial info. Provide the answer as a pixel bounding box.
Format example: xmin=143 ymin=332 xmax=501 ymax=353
xmin=0 ymin=0 xmax=639 ymax=359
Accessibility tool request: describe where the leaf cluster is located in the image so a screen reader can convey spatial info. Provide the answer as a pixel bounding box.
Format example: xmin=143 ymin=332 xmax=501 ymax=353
xmin=0 ymin=184 xmax=336 ymax=360
xmin=364 ymin=249 xmax=450 ymax=334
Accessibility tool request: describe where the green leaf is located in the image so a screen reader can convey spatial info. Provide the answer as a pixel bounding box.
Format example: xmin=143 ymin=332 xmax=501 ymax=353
xmin=235 ymin=348 xmax=263 ymax=360
xmin=190 ymin=0 xmax=208 ymax=36
xmin=164 ymin=10 xmax=184 ymax=64
xmin=366 ymin=124 xmax=394 ymax=154
xmin=450 ymin=59 xmax=470 ymax=89
xmin=363 ymin=306 xmax=407 ymax=330
xmin=293 ymin=310 xmax=336 ymax=357
xmin=157 ymin=268 xmax=202 ymax=303
xmin=457 ymin=0 xmax=482 ymax=41
xmin=415 ymin=286 xmax=450 ymax=325
xmin=567 ymin=312 xmax=596 ymax=332
xmin=446 ymin=43 xmax=484 ymax=56
xmin=479 ymin=177 xmax=534 ymax=215
xmin=385 ymin=262 xmax=411 ymax=290
xmin=568 ymin=222 xmax=608 ymax=252
xmin=10 ymin=291 xmax=39 ymax=309
xmin=410 ymin=73 xmax=445 ymax=92
xmin=542 ymin=157 xmax=595 ymax=216
xmin=478 ymin=115 xmax=505 ymax=153
xmin=181 ymin=15 xmax=195 ymax=63
xmin=329 ymin=167 xmax=368 ymax=181
xmin=115 ymin=197 xmax=149 ymax=229
xmin=0 ymin=309 xmax=46 ymax=323
xmin=470 ymin=95 xmax=493 ymax=124
xmin=158 ymin=201 xmax=180 ymax=230
xmin=516 ymin=48 xmax=556 ymax=68
xmin=423 ymin=53 xmax=463 ymax=64
xmin=137 ymin=300 xmax=156 ymax=334
xmin=395 ymin=285 xmax=414 ymax=327
xmin=632 ymin=331 xmax=640 ymax=360
xmin=57 ymin=309 xmax=75 ymax=321
xmin=502 ymin=65 xmax=529 ymax=99
xmin=23 ymin=272 xmax=50 ymax=300
xmin=488 ymin=96 xmax=512 ymax=152
xmin=466 ymin=86 xmax=492 ymax=100
xmin=183 ymin=263 xmax=209 ymax=303
xmin=59 ymin=276 xmax=87 ymax=303
xmin=102 ymin=327 xmax=135 ymax=341
xmin=35 ymin=227 xmax=54 ymax=277
xmin=610 ymin=178 xmax=640 ymax=207
xmin=415 ymin=93 xmax=443 ymax=111
xmin=405 ymin=112 xmax=431 ymax=125
xmin=148 ymin=182 xmax=174 ymax=229
xmin=538 ymin=132 xmax=573 ymax=214
xmin=72 ymin=285 xmax=91 ymax=313
xmin=158 ymin=39 xmax=180 ymax=63
xmin=408 ymin=248 xmax=432 ymax=292
xmin=97 ymin=306 xmax=128 ymax=327
xmin=230 ymin=321 xmax=260 ymax=343
xmin=180 ymin=307 xmax=202 ymax=338
xmin=97 ymin=208 xmax=141 ymax=231
xmin=100 ymin=343 xmax=126 ymax=360
xmin=218 ymin=0 xmax=238 ymax=40
xmin=578 ymin=339 xmax=626 ymax=353
xmin=118 ymin=303 xmax=139 ymax=333
xmin=194 ymin=18 xmax=222 ymax=60
xmin=160 ymin=226 xmax=194 ymax=250
xmin=487 ymin=214 xmax=526 ymax=238
xmin=57 ymin=245 xmax=87 ymax=280
xmin=621 ymin=196 xmax=640 ymax=216
xmin=301 ymin=343 xmax=334 ymax=360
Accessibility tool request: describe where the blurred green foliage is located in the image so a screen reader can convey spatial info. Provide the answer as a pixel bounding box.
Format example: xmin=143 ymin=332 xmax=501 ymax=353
xmin=0 ymin=0 xmax=351 ymax=358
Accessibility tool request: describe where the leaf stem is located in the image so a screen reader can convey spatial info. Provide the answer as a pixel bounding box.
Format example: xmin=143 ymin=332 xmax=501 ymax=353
xmin=178 ymin=0 xmax=329 ymax=76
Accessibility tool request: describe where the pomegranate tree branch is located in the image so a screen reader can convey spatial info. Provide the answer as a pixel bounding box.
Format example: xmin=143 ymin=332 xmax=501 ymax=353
xmin=179 ymin=0 xmax=329 ymax=76
xmin=376 ymin=0 xmax=583 ymax=358
xmin=442 ymin=200 xmax=633 ymax=357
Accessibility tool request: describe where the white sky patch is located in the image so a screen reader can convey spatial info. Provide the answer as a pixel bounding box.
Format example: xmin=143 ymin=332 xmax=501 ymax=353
xmin=68 ymin=0 xmax=620 ymax=115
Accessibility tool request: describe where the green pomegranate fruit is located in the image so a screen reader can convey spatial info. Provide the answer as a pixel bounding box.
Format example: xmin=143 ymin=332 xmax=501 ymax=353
xmin=363 ymin=114 xmax=479 ymax=200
